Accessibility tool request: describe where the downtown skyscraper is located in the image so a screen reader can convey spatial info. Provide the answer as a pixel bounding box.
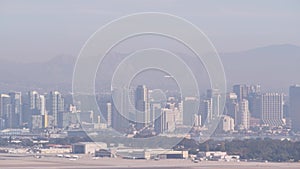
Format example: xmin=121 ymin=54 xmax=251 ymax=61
xmin=237 ymin=99 xmax=250 ymax=130
xmin=28 ymin=91 xmax=47 ymax=129
xmin=261 ymin=93 xmax=284 ymax=127
xmin=0 ymin=92 xmax=22 ymax=129
xmin=8 ymin=92 xmax=22 ymax=128
xmin=289 ymin=85 xmax=300 ymax=131
xmin=0 ymin=94 xmax=11 ymax=129
xmin=135 ymin=85 xmax=150 ymax=129
xmin=47 ymin=91 xmax=64 ymax=127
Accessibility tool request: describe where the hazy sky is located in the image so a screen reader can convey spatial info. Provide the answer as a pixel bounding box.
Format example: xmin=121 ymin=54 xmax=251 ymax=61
xmin=0 ymin=0 xmax=299 ymax=63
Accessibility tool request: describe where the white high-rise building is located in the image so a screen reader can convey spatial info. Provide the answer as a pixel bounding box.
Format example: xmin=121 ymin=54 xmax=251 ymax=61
xmin=261 ymin=93 xmax=284 ymax=127
xmin=28 ymin=91 xmax=46 ymax=115
xmin=106 ymin=102 xmax=112 ymax=127
xmin=39 ymin=95 xmax=46 ymax=116
xmin=27 ymin=91 xmax=47 ymax=129
xmin=29 ymin=91 xmax=39 ymax=110
xmin=47 ymin=91 xmax=64 ymax=126
xmin=207 ymin=89 xmax=221 ymax=117
xmin=200 ymin=98 xmax=212 ymax=125
xmin=238 ymin=99 xmax=250 ymax=130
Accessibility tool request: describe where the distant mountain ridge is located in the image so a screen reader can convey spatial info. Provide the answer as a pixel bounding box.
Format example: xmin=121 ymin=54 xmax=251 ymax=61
xmin=0 ymin=44 xmax=299 ymax=92
xmin=221 ymin=44 xmax=300 ymax=91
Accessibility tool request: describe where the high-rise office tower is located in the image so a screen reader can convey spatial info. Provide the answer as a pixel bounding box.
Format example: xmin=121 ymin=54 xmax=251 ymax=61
xmin=27 ymin=91 xmax=39 ymax=127
xmin=233 ymin=84 xmax=249 ymax=102
xmin=153 ymin=105 xmax=163 ymax=134
xmin=247 ymin=84 xmax=261 ymax=119
xmin=165 ymin=98 xmax=183 ymax=126
xmin=261 ymin=93 xmax=284 ymax=127
xmin=8 ymin=92 xmax=22 ymax=128
xmin=207 ymin=89 xmax=221 ymax=117
xmin=106 ymin=102 xmax=112 ymax=127
xmin=283 ymin=102 xmax=291 ymax=128
xmin=39 ymin=95 xmax=46 ymax=116
xmin=28 ymin=91 xmax=46 ymax=115
xmin=28 ymin=91 xmax=47 ymax=129
xmin=183 ymin=97 xmax=199 ymax=126
xmin=47 ymin=91 xmax=64 ymax=126
xmin=200 ymin=98 xmax=212 ymax=125
xmin=161 ymin=108 xmax=176 ymax=133
xmin=97 ymin=93 xmax=113 ymax=127
xmin=225 ymin=93 xmax=239 ymax=125
xmin=289 ymin=85 xmax=300 ymax=131
xmin=150 ymin=101 xmax=162 ymax=131
xmin=29 ymin=91 xmax=40 ymax=110
xmin=238 ymin=99 xmax=250 ymax=130
xmin=111 ymin=88 xmax=131 ymax=132
xmin=0 ymin=94 xmax=11 ymax=129
xmin=248 ymin=93 xmax=262 ymax=119
xmin=135 ymin=85 xmax=150 ymax=129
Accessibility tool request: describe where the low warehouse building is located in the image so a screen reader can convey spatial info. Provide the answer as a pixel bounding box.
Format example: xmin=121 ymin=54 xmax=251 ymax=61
xmin=116 ymin=149 xmax=188 ymax=160
xmin=72 ymin=142 xmax=107 ymax=154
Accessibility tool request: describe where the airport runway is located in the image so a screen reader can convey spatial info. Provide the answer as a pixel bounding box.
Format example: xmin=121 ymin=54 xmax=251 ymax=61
xmin=1 ymin=154 xmax=300 ymax=169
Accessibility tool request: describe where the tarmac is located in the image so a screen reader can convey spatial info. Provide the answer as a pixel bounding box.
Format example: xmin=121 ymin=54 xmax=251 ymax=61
xmin=1 ymin=154 xmax=300 ymax=169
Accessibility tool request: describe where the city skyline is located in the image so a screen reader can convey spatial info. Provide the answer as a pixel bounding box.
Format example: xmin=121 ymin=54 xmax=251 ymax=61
xmin=0 ymin=83 xmax=299 ymax=133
